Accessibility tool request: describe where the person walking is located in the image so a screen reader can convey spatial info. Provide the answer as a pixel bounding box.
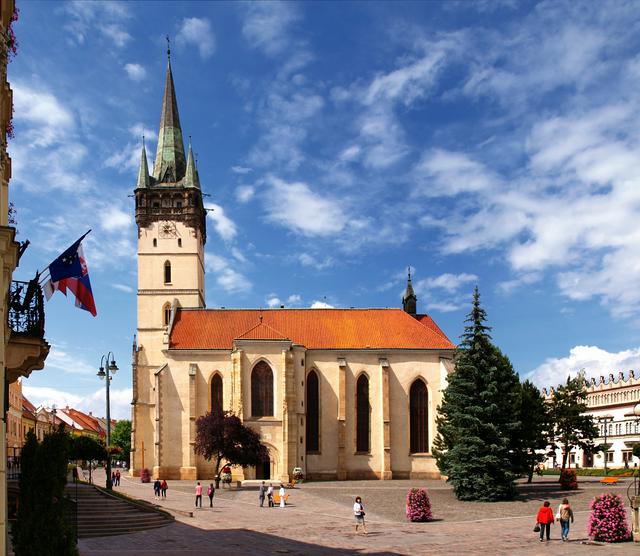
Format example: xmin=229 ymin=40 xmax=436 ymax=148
xmin=259 ymin=481 xmax=266 ymax=507
xmin=207 ymin=483 xmax=215 ymax=507
xmin=353 ymin=496 xmax=367 ymax=535
xmin=115 ymin=470 xmax=121 ymax=486
xmin=195 ymin=482 xmax=203 ymax=508
xmin=557 ymin=498 xmax=574 ymax=541
xmin=536 ymin=500 xmax=554 ymax=542
xmin=279 ymin=484 xmax=286 ymax=508
xmin=153 ymin=478 xmax=161 ymax=500
xmin=111 ymin=471 xmax=116 ymax=487
xmin=267 ymin=483 xmax=274 ymax=507
xmin=161 ymin=479 xmax=168 ymax=499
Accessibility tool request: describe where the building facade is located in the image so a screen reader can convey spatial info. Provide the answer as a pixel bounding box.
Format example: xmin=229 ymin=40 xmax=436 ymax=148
xmin=130 ymin=59 xmax=455 ymax=482
xmin=543 ymin=371 xmax=640 ymax=469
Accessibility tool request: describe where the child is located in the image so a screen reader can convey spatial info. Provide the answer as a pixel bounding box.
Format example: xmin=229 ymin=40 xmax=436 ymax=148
xmin=354 ymin=496 xmax=367 ymax=535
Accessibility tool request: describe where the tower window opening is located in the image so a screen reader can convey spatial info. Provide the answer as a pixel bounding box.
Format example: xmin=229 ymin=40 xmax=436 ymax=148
xmin=176 ymin=201 xmax=182 ymax=209
xmin=153 ymin=201 xmax=160 ymax=208
xmin=164 ymin=261 xmax=172 ymax=284
xmin=163 ymin=303 xmax=171 ymax=327
xmin=153 ymin=238 xmax=157 ymax=247
xmin=178 ymin=238 xmax=182 ymax=247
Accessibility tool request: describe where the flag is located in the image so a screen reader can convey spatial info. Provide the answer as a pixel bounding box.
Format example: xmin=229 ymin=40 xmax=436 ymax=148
xmin=42 ymin=232 xmax=97 ymax=317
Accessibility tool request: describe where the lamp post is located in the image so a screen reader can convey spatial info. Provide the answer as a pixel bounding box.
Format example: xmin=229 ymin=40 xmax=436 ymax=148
xmin=597 ymin=414 xmax=614 ymax=476
xmin=97 ymin=352 xmax=118 ymax=489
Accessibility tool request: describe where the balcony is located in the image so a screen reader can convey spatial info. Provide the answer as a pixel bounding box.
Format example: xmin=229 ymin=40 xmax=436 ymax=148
xmin=6 ymin=279 xmax=49 ymax=382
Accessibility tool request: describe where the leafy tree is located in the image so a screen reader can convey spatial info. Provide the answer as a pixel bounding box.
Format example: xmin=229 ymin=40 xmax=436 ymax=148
xmin=513 ymin=379 xmax=552 ymax=483
xmin=548 ymin=374 xmax=598 ymax=472
xmin=70 ymin=435 xmax=107 ymax=484
xmin=110 ymin=420 xmax=132 ymax=463
xmin=195 ymin=410 xmax=269 ymax=486
xmin=13 ymin=426 xmax=77 ymax=555
xmin=433 ymin=287 xmax=521 ymax=501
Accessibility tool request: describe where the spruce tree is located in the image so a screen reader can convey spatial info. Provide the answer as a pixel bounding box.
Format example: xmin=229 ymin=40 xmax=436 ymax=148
xmin=433 ymin=287 xmax=521 ymax=501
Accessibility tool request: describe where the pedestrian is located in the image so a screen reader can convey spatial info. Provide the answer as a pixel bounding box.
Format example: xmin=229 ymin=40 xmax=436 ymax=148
xmin=259 ymin=481 xmax=266 ymax=507
xmin=195 ymin=481 xmax=203 ymax=508
xmin=556 ymin=498 xmax=574 ymax=541
xmin=279 ymin=483 xmax=286 ymax=508
xmin=161 ymin=479 xmax=168 ymax=499
xmin=353 ymin=496 xmax=367 ymax=535
xmin=153 ymin=478 xmax=161 ymax=500
xmin=115 ymin=470 xmax=121 ymax=486
xmin=111 ymin=471 xmax=116 ymax=486
xmin=536 ymin=500 xmax=554 ymax=542
xmin=267 ymin=483 xmax=274 ymax=507
xmin=208 ymin=483 xmax=215 ymax=507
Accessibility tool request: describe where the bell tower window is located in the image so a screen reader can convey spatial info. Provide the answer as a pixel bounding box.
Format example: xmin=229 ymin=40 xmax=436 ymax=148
xmin=164 ymin=261 xmax=172 ymax=284
xmin=162 ymin=303 xmax=171 ymax=327
xmin=153 ymin=238 xmax=157 ymax=247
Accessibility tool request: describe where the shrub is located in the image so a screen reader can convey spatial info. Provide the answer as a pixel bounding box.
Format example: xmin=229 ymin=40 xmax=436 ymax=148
xmin=559 ymin=469 xmax=578 ymax=490
xmin=587 ymin=493 xmax=631 ymax=543
xmin=406 ymin=488 xmax=433 ymax=522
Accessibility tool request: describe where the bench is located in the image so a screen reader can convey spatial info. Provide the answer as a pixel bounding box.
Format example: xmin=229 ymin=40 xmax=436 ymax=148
xmin=600 ymin=476 xmax=619 ymax=484
xmin=272 ymin=493 xmax=289 ymax=505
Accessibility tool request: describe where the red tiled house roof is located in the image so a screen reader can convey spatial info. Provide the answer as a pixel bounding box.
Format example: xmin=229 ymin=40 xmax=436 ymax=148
xmin=170 ymin=308 xmax=455 ymax=350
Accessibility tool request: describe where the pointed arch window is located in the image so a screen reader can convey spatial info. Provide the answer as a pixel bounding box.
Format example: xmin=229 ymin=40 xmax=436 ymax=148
xmin=162 ymin=303 xmax=171 ymax=327
xmin=164 ymin=260 xmax=172 ymax=284
xmin=410 ymin=379 xmax=429 ymax=453
xmin=356 ymin=374 xmax=370 ymax=453
xmin=306 ymin=370 xmax=319 ymax=452
xmin=211 ymin=374 xmax=223 ymax=414
xmin=251 ymin=361 xmax=273 ymax=417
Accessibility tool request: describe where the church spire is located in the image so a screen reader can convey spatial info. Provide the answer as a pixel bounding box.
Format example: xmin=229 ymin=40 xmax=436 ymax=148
xmin=402 ymin=267 xmax=417 ymax=315
xmin=184 ymin=138 xmax=200 ymax=189
xmin=153 ymin=45 xmax=186 ymax=184
xmin=136 ymin=137 xmax=151 ymax=188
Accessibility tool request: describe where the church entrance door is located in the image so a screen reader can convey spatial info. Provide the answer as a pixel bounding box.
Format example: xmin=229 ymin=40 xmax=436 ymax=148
xmin=256 ymin=458 xmax=270 ymax=480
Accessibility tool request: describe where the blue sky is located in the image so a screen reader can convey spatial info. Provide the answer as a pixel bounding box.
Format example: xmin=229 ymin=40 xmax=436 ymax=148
xmin=10 ymin=0 xmax=640 ymax=418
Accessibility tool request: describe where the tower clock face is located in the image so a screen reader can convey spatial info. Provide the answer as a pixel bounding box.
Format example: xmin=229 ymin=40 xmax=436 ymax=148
xmin=159 ymin=221 xmax=178 ymax=238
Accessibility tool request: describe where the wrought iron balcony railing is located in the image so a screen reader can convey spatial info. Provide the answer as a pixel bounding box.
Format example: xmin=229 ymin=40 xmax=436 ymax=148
xmin=8 ymin=279 xmax=45 ymax=337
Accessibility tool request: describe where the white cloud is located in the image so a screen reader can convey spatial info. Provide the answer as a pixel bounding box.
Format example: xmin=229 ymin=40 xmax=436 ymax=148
xmin=63 ymin=1 xmax=131 ymax=47
xmin=310 ymin=300 xmax=334 ymax=309
xmin=124 ymin=63 xmax=146 ymax=82
xmin=112 ymin=283 xmax=133 ymax=293
xmin=206 ymin=203 xmax=237 ymax=242
xmin=412 ymin=272 xmax=478 ymax=313
xmin=287 ymin=294 xmax=301 ymax=304
xmin=101 ymin=207 xmax=132 ymax=232
xmin=266 ymin=295 xmax=282 ymax=308
xmin=298 ymin=253 xmax=333 ymax=270
xmin=206 ymin=254 xmax=251 ymax=294
xmin=264 ymin=177 xmax=345 ymax=236
xmin=527 ymin=345 xmax=640 ymax=390
xmin=42 ymin=344 xmax=95 ymax=375
xmin=236 ymin=185 xmax=255 ymax=203
xmin=231 ymin=165 xmax=252 ymax=175
xmin=177 ymin=17 xmax=215 ymax=59
xmin=242 ymin=1 xmax=300 ymax=56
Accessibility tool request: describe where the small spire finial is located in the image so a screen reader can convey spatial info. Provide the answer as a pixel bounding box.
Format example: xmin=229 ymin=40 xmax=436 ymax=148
xmin=142 ymin=134 xmax=145 ymax=148
xmin=166 ymin=35 xmax=171 ymax=60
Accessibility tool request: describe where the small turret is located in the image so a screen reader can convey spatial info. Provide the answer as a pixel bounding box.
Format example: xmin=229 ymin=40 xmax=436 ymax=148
xmin=135 ymin=138 xmax=151 ymax=189
xmin=402 ymin=267 xmax=417 ymax=315
xmin=183 ymin=140 xmax=200 ymax=189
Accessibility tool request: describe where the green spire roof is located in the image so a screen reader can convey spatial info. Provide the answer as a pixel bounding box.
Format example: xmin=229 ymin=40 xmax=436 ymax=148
xmin=184 ymin=141 xmax=200 ymax=189
xmin=136 ymin=139 xmax=151 ymax=188
xmin=153 ymin=61 xmax=186 ymax=183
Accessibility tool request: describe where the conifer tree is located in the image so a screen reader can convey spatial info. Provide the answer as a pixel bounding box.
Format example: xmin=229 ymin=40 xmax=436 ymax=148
xmin=433 ymin=287 xmax=521 ymax=501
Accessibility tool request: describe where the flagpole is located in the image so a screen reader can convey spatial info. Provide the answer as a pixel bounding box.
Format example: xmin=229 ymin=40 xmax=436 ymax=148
xmin=37 ymin=229 xmax=92 ymax=280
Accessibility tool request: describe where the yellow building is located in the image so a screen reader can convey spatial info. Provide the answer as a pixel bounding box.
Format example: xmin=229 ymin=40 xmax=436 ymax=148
xmin=1 ymin=1 xmax=51 ymax=550
xmin=130 ymin=58 xmax=455 ymax=482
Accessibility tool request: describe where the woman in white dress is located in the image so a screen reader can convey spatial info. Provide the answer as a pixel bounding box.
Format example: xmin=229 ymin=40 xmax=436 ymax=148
xmin=279 ymin=484 xmax=286 ymax=507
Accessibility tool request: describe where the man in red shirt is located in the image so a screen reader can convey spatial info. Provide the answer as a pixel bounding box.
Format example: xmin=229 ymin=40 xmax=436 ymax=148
xmin=195 ymin=482 xmax=203 ymax=508
xmin=536 ymin=501 xmax=555 ymax=542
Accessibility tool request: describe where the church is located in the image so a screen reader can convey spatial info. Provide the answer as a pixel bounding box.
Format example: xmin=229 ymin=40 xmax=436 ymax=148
xmin=130 ymin=57 xmax=456 ymax=482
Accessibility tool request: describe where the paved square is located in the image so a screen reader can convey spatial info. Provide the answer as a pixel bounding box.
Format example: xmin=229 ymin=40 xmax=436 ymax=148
xmin=79 ymin=472 xmax=637 ymax=555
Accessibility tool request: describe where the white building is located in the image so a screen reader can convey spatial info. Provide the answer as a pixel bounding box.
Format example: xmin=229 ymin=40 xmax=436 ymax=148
xmin=543 ymin=371 xmax=640 ymax=469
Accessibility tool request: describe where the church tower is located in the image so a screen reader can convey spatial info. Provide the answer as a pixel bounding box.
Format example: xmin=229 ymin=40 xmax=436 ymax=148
xmin=130 ymin=51 xmax=206 ymax=478
xmin=402 ymin=268 xmax=417 ymax=315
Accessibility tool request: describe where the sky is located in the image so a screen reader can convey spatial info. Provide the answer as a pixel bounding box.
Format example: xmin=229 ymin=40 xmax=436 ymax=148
xmin=8 ymin=0 xmax=640 ymax=419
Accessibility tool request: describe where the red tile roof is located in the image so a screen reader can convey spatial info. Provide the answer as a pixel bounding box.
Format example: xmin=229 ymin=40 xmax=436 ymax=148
xmin=170 ymin=308 xmax=455 ymax=350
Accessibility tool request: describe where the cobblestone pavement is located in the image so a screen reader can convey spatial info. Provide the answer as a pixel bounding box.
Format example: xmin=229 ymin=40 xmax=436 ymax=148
xmin=78 ymin=471 xmax=637 ymax=555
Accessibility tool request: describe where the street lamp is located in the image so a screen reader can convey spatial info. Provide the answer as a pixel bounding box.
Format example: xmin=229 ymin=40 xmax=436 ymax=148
xmin=597 ymin=414 xmax=614 ymax=476
xmin=97 ymin=352 xmax=118 ymax=489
